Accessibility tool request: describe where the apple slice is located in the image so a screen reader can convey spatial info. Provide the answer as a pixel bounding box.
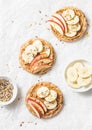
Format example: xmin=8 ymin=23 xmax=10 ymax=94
xmin=30 ymin=53 xmax=49 ymax=67
xmin=52 ymin=14 xmax=67 ymax=33
xmin=28 ymin=97 xmax=47 ymax=112
xmin=28 ymin=99 xmax=44 ymax=115
xmin=48 ymin=20 xmax=64 ymax=35
xmin=33 ymin=58 xmax=52 ymax=66
xmin=32 ymin=64 xmax=51 ymax=74
xmin=38 ymin=58 xmax=52 ymax=65
xmin=30 ymin=55 xmax=41 ymax=67
xmin=28 ymin=100 xmax=41 ymax=118
xmin=51 ymin=16 xmax=65 ymax=32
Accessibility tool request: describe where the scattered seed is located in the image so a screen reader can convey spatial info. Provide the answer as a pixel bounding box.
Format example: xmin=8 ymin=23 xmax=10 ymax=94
xmin=11 ymin=20 xmax=14 ymax=23
xmin=39 ymin=10 xmax=41 ymax=14
xmin=35 ymin=122 xmax=37 ymax=125
xmin=35 ymin=36 xmax=38 ymax=38
xmin=18 ymin=98 xmax=20 ymax=101
xmin=45 ymin=14 xmax=48 ymax=17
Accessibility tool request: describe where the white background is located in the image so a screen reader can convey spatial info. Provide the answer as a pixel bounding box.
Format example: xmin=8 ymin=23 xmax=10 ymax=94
xmin=0 ymin=0 xmax=92 ymax=130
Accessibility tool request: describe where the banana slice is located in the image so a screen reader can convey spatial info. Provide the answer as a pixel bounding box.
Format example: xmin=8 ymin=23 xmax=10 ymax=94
xmin=68 ymin=23 xmax=81 ymax=32
xmin=43 ymin=47 xmax=51 ymax=57
xmin=65 ymin=30 xmax=77 ymax=37
xmin=78 ymin=67 xmax=92 ymax=78
xmin=67 ymin=67 xmax=78 ymax=82
xmin=73 ymin=62 xmax=84 ymax=72
xmin=77 ymin=76 xmax=92 ymax=87
xmin=37 ymin=87 xmax=49 ymax=98
xmin=45 ymin=90 xmax=57 ymax=102
xmin=25 ymin=45 xmax=38 ymax=56
xmin=67 ymin=79 xmax=81 ymax=89
xmin=22 ymin=51 xmax=34 ymax=63
xmin=67 ymin=15 xmax=79 ymax=25
xmin=44 ymin=100 xmax=57 ymax=110
xmin=33 ymin=40 xmax=43 ymax=53
xmin=62 ymin=9 xmax=75 ymax=21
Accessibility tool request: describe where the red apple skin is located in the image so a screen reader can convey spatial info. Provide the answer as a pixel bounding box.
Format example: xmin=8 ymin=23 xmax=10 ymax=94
xmin=52 ymin=15 xmax=65 ymax=32
xmin=30 ymin=56 xmax=52 ymax=71
xmin=28 ymin=97 xmax=47 ymax=113
xmin=60 ymin=14 xmax=68 ymax=33
xmin=32 ymin=64 xmax=51 ymax=74
xmin=33 ymin=58 xmax=52 ymax=66
xmin=30 ymin=55 xmax=41 ymax=67
xmin=28 ymin=100 xmax=42 ymax=118
xmin=30 ymin=54 xmax=49 ymax=68
xmin=48 ymin=20 xmax=64 ymax=34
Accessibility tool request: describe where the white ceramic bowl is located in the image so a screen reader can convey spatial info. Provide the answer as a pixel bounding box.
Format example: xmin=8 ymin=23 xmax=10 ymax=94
xmin=0 ymin=76 xmax=18 ymax=106
xmin=64 ymin=59 xmax=92 ymax=92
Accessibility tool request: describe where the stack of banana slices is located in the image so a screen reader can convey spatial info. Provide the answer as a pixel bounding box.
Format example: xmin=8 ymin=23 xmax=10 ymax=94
xmin=65 ymin=61 xmax=92 ymax=90
xmin=37 ymin=86 xmax=58 ymax=110
xmin=62 ymin=9 xmax=81 ymax=37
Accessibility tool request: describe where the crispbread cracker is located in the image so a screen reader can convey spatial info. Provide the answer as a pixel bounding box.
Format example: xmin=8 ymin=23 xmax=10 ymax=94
xmin=50 ymin=7 xmax=88 ymax=42
xmin=19 ymin=38 xmax=55 ymax=74
xmin=25 ymin=82 xmax=63 ymax=119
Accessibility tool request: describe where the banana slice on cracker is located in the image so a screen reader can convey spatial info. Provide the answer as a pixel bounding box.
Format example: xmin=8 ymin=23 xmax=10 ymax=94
xmin=37 ymin=87 xmax=49 ymax=98
xmin=33 ymin=40 xmax=43 ymax=53
xmin=62 ymin=9 xmax=75 ymax=21
xmin=45 ymin=90 xmax=57 ymax=102
xmin=65 ymin=30 xmax=77 ymax=37
xmin=68 ymin=24 xmax=81 ymax=32
xmin=44 ymin=100 xmax=57 ymax=110
xmin=67 ymin=15 xmax=79 ymax=25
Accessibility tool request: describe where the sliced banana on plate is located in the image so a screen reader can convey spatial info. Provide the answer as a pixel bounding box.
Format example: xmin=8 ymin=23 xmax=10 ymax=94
xmin=73 ymin=62 xmax=84 ymax=72
xmin=67 ymin=79 xmax=81 ymax=89
xmin=45 ymin=90 xmax=57 ymax=102
xmin=62 ymin=9 xmax=75 ymax=21
xmin=65 ymin=30 xmax=77 ymax=37
xmin=37 ymin=87 xmax=49 ymax=98
xmin=66 ymin=61 xmax=92 ymax=90
xmin=67 ymin=67 xmax=78 ymax=82
xmin=44 ymin=100 xmax=57 ymax=110
xmin=67 ymin=15 xmax=79 ymax=25
xmin=33 ymin=40 xmax=43 ymax=53
xmin=78 ymin=67 xmax=92 ymax=78
xmin=68 ymin=23 xmax=81 ymax=32
xmin=77 ymin=76 xmax=92 ymax=87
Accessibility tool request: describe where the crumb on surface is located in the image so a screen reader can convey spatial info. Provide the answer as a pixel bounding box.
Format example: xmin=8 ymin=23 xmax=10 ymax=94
xmin=11 ymin=20 xmax=14 ymax=23
xmin=20 ymin=121 xmax=24 ymax=127
xmin=34 ymin=122 xmax=37 ymax=125
xmin=85 ymin=32 xmax=90 ymax=37
xmin=18 ymin=98 xmax=20 ymax=101
xmin=39 ymin=10 xmax=41 ymax=14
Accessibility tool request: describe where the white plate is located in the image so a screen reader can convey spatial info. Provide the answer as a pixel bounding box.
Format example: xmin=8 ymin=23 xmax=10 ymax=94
xmin=0 ymin=76 xmax=18 ymax=106
xmin=64 ymin=59 xmax=92 ymax=92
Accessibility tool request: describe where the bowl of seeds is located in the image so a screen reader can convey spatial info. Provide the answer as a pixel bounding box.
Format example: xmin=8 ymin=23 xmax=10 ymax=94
xmin=0 ymin=76 xmax=17 ymax=106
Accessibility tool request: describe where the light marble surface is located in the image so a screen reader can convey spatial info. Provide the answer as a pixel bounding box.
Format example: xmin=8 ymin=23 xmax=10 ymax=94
xmin=0 ymin=0 xmax=92 ymax=130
